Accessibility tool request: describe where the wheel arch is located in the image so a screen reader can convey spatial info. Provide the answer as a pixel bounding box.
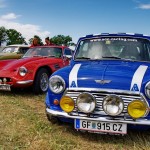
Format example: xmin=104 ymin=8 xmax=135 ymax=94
xmin=33 ymin=65 xmax=52 ymax=82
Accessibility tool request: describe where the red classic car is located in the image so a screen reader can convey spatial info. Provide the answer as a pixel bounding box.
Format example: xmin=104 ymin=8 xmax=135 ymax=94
xmin=0 ymin=46 xmax=72 ymax=94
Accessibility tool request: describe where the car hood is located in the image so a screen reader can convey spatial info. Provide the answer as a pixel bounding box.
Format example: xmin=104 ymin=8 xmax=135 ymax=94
xmin=67 ymin=60 xmax=150 ymax=92
xmin=0 ymin=57 xmax=60 ymax=71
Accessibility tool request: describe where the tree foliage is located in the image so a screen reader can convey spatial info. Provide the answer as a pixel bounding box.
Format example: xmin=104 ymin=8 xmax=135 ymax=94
xmin=51 ymin=35 xmax=75 ymax=46
xmin=0 ymin=26 xmax=75 ymax=47
xmin=29 ymin=35 xmax=43 ymax=45
xmin=0 ymin=26 xmax=7 ymax=46
xmin=6 ymin=29 xmax=27 ymax=45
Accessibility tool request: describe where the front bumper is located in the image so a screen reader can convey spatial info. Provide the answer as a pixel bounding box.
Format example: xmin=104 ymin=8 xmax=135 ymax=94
xmin=0 ymin=80 xmax=33 ymax=91
xmin=16 ymin=80 xmax=33 ymax=85
xmin=46 ymin=107 xmax=150 ymax=125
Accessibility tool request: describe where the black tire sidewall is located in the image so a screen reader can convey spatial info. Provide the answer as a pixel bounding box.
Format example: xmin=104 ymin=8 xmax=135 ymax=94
xmin=33 ymin=68 xmax=49 ymax=94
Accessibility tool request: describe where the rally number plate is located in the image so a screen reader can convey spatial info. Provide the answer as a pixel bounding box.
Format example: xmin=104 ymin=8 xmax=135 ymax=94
xmin=75 ymin=119 xmax=127 ymax=134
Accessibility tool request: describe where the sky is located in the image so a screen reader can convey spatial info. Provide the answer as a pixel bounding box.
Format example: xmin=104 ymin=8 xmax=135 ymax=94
xmin=0 ymin=0 xmax=150 ymax=45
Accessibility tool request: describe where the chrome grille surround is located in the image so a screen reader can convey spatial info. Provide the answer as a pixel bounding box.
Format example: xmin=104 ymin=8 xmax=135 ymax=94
xmin=63 ymin=88 xmax=149 ymax=119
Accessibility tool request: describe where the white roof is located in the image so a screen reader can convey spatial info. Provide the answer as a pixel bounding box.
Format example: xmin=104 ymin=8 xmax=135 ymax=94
xmin=7 ymin=44 xmax=30 ymax=47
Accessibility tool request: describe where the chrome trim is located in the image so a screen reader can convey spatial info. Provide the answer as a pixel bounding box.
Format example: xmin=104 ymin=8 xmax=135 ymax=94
xmin=95 ymin=80 xmax=111 ymax=85
xmin=49 ymin=75 xmax=66 ymax=94
xmin=67 ymin=87 xmax=141 ymax=95
xmin=145 ymin=81 xmax=150 ymax=99
xmin=46 ymin=108 xmax=150 ymax=125
xmin=16 ymin=80 xmax=33 ymax=84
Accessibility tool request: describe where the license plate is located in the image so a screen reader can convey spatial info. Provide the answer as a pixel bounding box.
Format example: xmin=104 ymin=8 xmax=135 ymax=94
xmin=75 ymin=119 xmax=127 ymax=134
xmin=0 ymin=84 xmax=11 ymax=91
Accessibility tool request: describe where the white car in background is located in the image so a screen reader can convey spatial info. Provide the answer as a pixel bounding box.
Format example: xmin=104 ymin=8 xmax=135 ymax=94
xmin=0 ymin=44 xmax=30 ymax=60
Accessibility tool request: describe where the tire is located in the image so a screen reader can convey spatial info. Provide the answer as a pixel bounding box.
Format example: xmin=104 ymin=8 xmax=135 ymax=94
xmin=33 ymin=68 xmax=50 ymax=94
xmin=46 ymin=113 xmax=62 ymax=125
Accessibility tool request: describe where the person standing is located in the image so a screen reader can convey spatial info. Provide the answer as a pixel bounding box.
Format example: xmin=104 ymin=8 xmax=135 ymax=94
xmin=30 ymin=37 xmax=40 ymax=47
xmin=45 ymin=37 xmax=54 ymax=46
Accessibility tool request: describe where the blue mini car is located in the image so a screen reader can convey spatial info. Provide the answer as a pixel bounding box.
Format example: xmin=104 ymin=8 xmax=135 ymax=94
xmin=46 ymin=33 xmax=150 ymax=135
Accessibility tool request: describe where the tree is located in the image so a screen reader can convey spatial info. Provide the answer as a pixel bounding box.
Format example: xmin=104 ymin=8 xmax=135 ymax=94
xmin=29 ymin=35 xmax=43 ymax=45
xmin=6 ymin=29 xmax=27 ymax=45
xmin=0 ymin=26 xmax=7 ymax=46
xmin=51 ymin=35 xmax=75 ymax=46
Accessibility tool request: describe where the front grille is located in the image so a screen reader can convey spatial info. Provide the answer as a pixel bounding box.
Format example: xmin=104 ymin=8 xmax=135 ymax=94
xmin=0 ymin=77 xmax=12 ymax=83
xmin=64 ymin=89 xmax=147 ymax=119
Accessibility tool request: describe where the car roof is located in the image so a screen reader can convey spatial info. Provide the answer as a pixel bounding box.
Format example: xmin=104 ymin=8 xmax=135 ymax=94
xmin=79 ymin=33 xmax=150 ymax=41
xmin=7 ymin=44 xmax=30 ymax=47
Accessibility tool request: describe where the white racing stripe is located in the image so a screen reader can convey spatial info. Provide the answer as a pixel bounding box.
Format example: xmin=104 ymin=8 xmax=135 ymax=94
xmin=130 ymin=65 xmax=148 ymax=92
xmin=69 ymin=64 xmax=81 ymax=88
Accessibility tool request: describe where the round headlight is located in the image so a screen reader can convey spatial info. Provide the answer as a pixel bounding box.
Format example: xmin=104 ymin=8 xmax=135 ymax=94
xmin=77 ymin=93 xmax=96 ymax=113
xmin=128 ymin=100 xmax=147 ymax=119
xmin=60 ymin=96 xmax=74 ymax=113
xmin=145 ymin=82 xmax=150 ymax=99
xmin=49 ymin=75 xmax=65 ymax=94
xmin=19 ymin=67 xmax=28 ymax=76
xmin=103 ymin=95 xmax=124 ymax=116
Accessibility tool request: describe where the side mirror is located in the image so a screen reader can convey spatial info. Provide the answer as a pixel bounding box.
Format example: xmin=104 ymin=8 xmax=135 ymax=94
xmin=63 ymin=55 xmax=72 ymax=60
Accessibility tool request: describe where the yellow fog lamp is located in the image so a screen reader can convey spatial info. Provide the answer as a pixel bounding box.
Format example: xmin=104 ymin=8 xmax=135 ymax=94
xmin=60 ymin=96 xmax=74 ymax=113
xmin=128 ymin=100 xmax=147 ymax=119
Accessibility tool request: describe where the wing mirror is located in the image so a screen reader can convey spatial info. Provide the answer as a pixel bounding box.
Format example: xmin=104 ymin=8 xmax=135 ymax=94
xmin=63 ymin=55 xmax=72 ymax=60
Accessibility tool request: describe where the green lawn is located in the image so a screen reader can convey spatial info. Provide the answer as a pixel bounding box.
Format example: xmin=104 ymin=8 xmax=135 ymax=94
xmin=1 ymin=91 xmax=150 ymax=150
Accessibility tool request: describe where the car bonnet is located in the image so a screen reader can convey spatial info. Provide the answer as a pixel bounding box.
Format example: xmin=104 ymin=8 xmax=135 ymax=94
xmin=68 ymin=60 xmax=150 ymax=92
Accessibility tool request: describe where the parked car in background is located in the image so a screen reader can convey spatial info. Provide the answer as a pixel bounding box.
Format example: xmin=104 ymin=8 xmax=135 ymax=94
xmin=0 ymin=46 xmax=72 ymax=94
xmin=0 ymin=46 xmax=6 ymax=52
xmin=46 ymin=33 xmax=150 ymax=135
xmin=0 ymin=44 xmax=30 ymax=60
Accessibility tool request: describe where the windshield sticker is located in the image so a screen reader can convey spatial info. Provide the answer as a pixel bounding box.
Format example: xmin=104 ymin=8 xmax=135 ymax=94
xmin=105 ymin=40 xmax=111 ymax=44
xmin=91 ymin=38 xmax=138 ymax=42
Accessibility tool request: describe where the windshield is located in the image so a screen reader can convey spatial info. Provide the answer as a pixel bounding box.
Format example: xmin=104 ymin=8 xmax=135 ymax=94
xmin=75 ymin=37 xmax=150 ymax=61
xmin=23 ymin=47 xmax=62 ymax=58
xmin=2 ymin=46 xmax=18 ymax=53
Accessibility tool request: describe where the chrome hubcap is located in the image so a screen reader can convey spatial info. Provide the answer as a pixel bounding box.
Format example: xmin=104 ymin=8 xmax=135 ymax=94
xmin=40 ymin=73 xmax=49 ymax=92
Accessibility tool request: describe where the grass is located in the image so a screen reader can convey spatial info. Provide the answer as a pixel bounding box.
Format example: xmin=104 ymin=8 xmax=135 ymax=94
xmin=1 ymin=90 xmax=150 ymax=150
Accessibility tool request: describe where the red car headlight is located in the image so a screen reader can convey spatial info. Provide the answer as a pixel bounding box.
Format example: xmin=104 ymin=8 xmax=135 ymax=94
xmin=19 ymin=67 xmax=28 ymax=76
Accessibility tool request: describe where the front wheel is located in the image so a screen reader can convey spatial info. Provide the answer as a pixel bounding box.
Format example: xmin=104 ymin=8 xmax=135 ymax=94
xmin=33 ymin=68 xmax=50 ymax=94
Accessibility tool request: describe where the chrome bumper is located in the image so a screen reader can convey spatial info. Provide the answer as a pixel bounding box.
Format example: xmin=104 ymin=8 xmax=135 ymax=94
xmin=16 ymin=80 xmax=33 ymax=85
xmin=46 ymin=108 xmax=150 ymax=125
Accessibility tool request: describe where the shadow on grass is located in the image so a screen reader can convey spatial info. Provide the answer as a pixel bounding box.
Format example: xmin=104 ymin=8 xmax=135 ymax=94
xmin=0 ymin=87 xmax=45 ymax=97
xmin=54 ymin=121 xmax=150 ymax=147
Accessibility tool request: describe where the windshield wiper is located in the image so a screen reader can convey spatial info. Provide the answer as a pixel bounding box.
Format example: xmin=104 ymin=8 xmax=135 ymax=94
xmin=102 ymin=56 xmax=122 ymax=59
xmin=48 ymin=55 xmax=55 ymax=57
xmin=33 ymin=55 xmax=41 ymax=57
xmin=76 ymin=57 xmax=91 ymax=60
